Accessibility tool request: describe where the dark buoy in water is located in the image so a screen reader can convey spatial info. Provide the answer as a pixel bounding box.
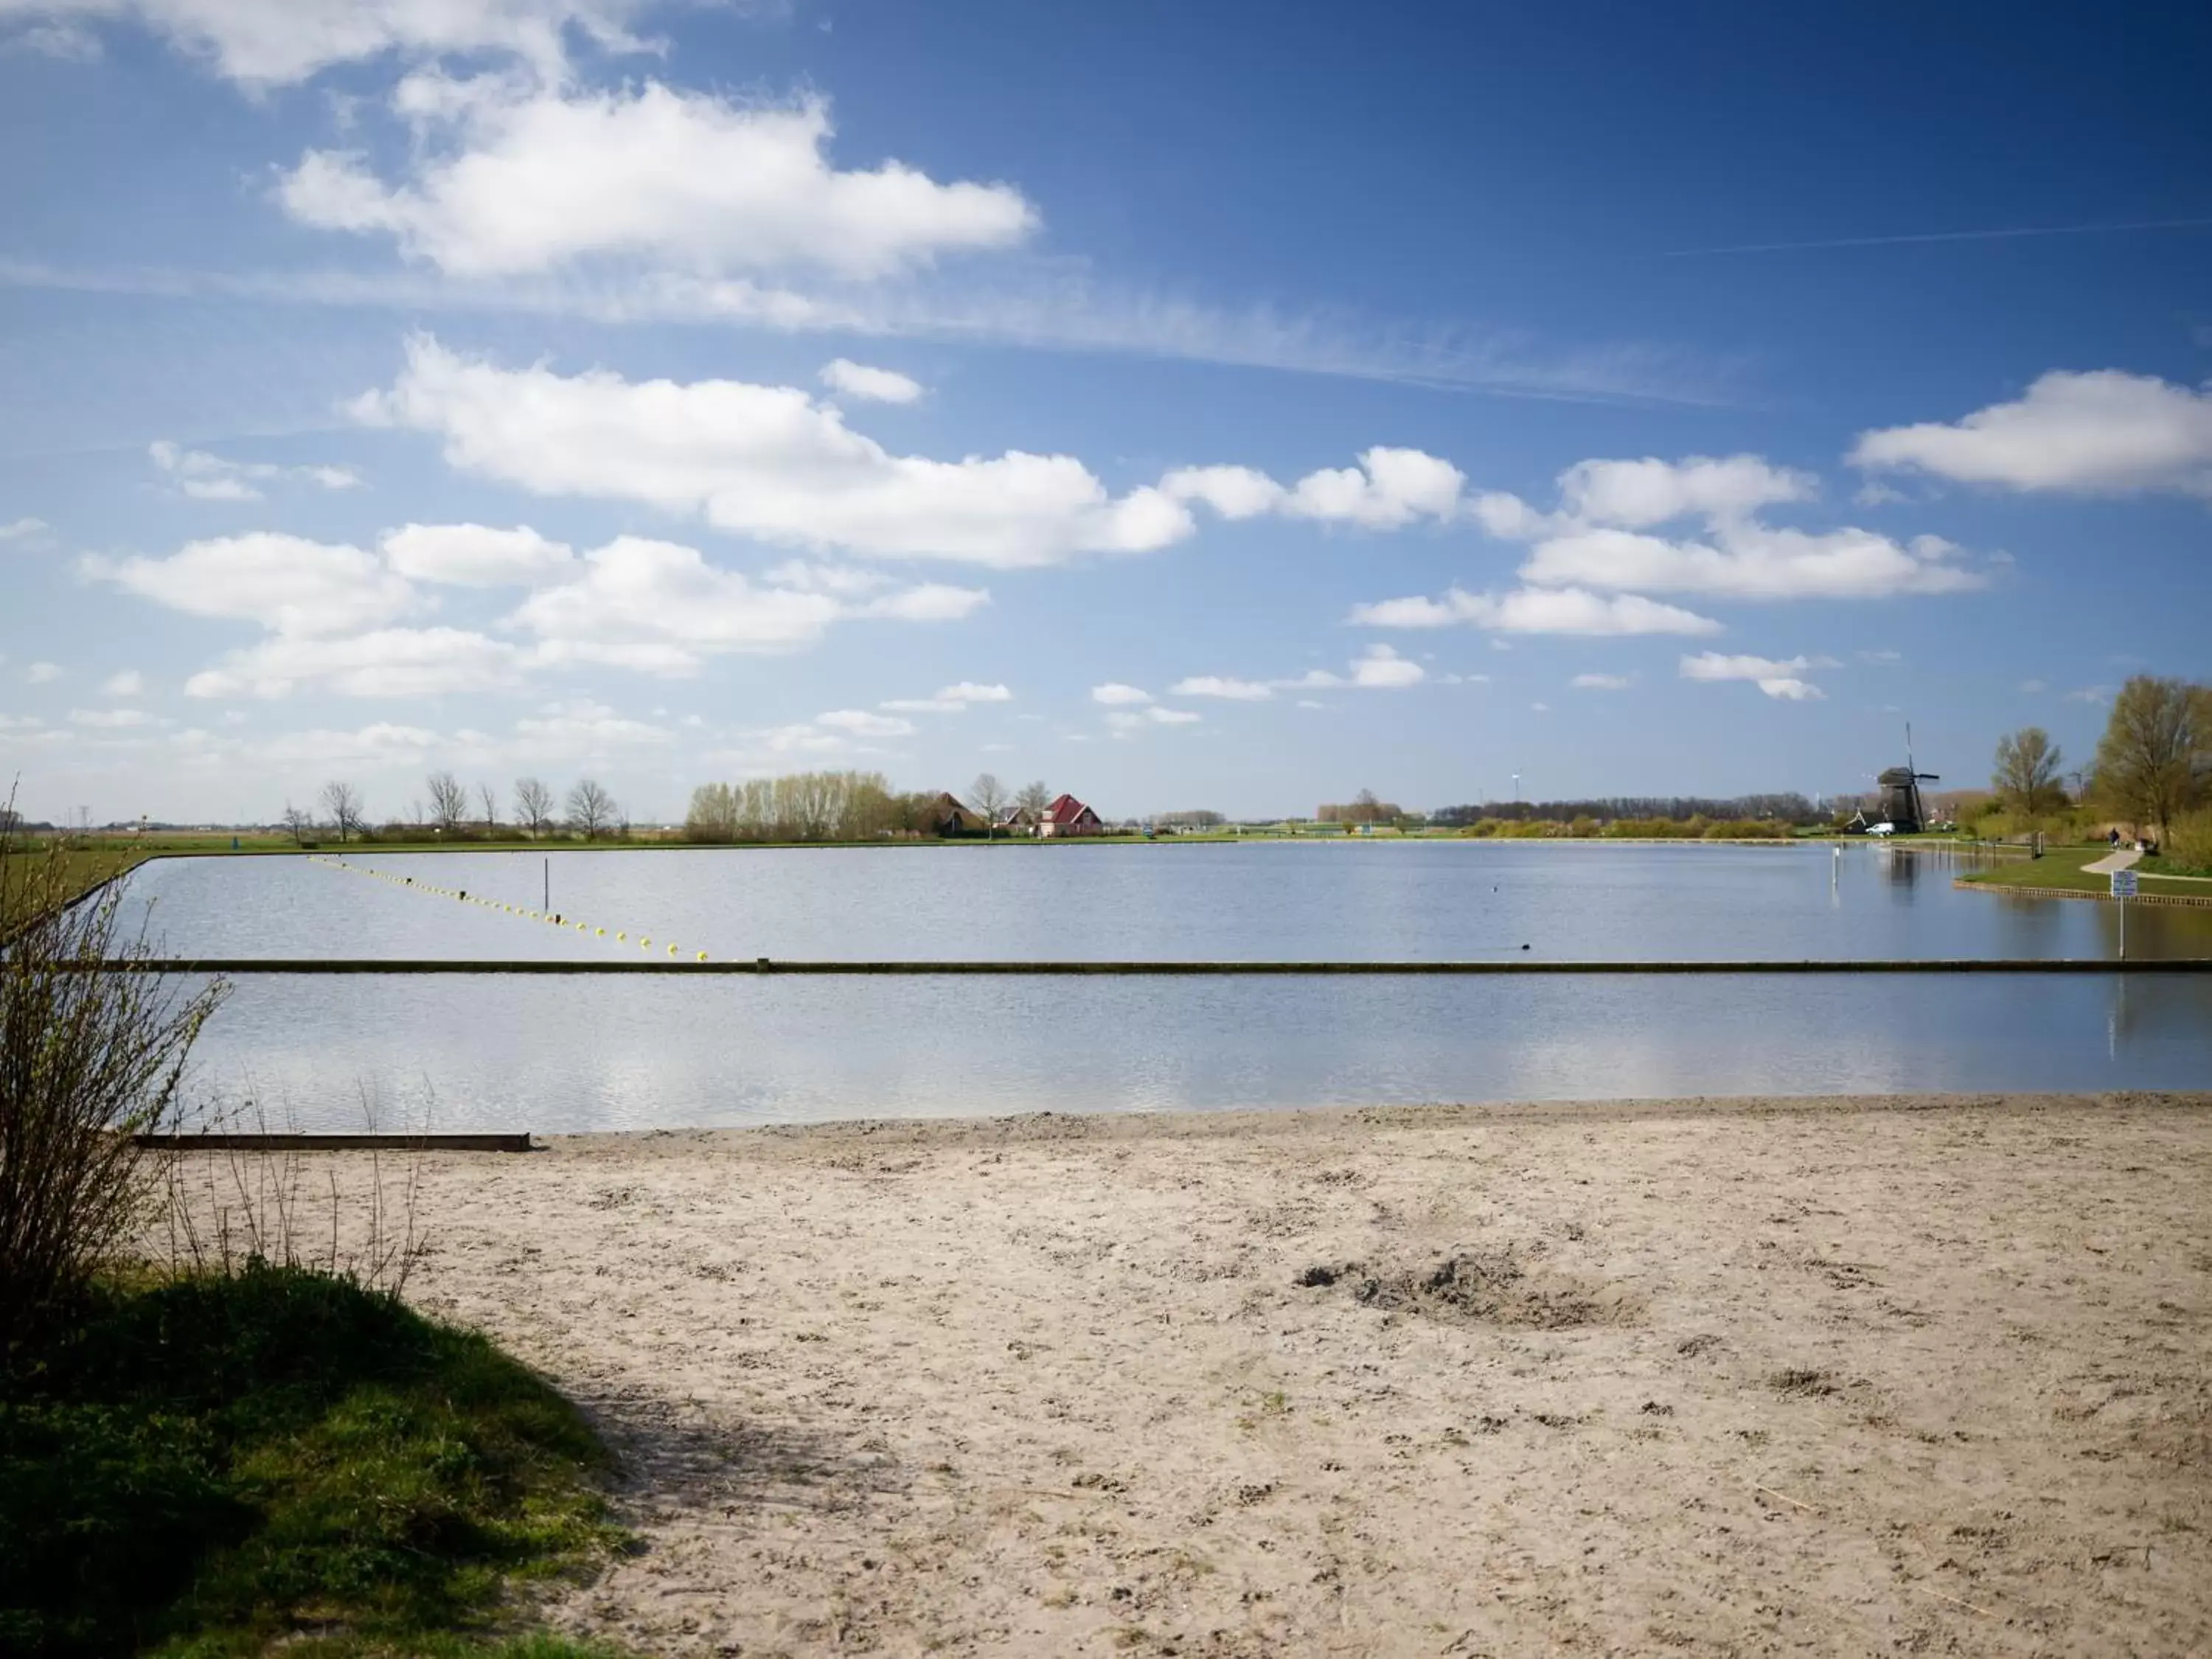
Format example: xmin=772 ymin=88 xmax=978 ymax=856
xmin=1520 ymin=942 xmax=1531 ymax=950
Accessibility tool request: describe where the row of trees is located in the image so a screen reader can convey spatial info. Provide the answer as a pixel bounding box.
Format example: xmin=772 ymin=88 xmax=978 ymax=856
xmin=1431 ymin=793 xmax=1821 ymax=828
xmin=683 ymin=772 xmax=1071 ymax=842
xmin=287 ymin=775 xmax=624 ymax=844
xmin=1989 ymin=675 xmax=2211 ymax=866
xmin=1459 ymin=815 xmax=1790 ymax=841
xmin=1991 ymin=676 xmax=2211 ymax=830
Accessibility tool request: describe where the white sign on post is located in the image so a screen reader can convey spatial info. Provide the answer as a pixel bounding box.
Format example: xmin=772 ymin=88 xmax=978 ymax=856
xmin=2110 ymin=870 xmax=2138 ymax=898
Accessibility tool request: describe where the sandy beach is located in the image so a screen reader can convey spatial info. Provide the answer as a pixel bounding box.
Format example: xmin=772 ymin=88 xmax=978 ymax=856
xmin=167 ymin=1093 xmax=2212 ymax=1657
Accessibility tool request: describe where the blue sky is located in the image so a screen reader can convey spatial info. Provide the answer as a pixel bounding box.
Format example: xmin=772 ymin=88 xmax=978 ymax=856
xmin=2 ymin=0 xmax=2208 ymax=825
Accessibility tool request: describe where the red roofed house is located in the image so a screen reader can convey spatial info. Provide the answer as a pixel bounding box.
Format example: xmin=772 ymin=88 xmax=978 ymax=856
xmin=1038 ymin=793 xmax=1105 ymax=838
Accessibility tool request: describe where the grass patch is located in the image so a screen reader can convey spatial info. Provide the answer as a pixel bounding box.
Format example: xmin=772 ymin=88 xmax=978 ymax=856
xmin=1 ymin=1262 xmax=620 ymax=1659
xmin=1 ymin=846 xmax=152 ymax=930
xmin=1958 ymin=846 xmax=2206 ymax=897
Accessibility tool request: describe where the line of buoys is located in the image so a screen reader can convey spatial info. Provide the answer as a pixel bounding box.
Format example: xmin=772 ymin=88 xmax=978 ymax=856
xmin=307 ymin=856 xmax=705 ymax=961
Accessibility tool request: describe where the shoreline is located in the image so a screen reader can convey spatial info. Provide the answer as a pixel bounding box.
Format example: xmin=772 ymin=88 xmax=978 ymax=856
xmin=536 ymin=1088 xmax=2211 ymax=1150
xmin=1956 ymin=874 xmax=2212 ymax=908
xmin=170 ymin=1090 xmax=2212 ymax=1656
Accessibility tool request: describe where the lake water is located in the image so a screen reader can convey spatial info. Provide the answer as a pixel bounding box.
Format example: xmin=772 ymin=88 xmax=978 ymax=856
xmin=108 ymin=842 xmax=2212 ymax=1131
xmin=116 ymin=839 xmax=2212 ymax=963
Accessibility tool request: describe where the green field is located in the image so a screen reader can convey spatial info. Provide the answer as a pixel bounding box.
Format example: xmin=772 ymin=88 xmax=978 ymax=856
xmin=1958 ymin=844 xmax=2208 ymax=898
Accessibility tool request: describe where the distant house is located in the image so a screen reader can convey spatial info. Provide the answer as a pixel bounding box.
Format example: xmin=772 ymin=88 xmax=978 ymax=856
xmin=1037 ymin=793 xmax=1105 ymax=838
xmin=998 ymin=805 xmax=1040 ymax=835
xmin=923 ymin=792 xmax=987 ymax=837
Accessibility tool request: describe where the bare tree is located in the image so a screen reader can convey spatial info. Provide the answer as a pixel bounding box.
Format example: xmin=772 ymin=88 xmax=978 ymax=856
xmin=514 ymin=777 xmax=554 ymax=839
xmin=425 ymin=771 xmax=469 ymax=835
xmin=318 ymin=781 xmax=364 ymax=844
xmin=477 ymin=782 xmax=498 ymax=835
xmin=1992 ymin=727 xmax=2066 ymax=815
xmin=566 ymin=778 xmax=617 ymax=840
xmin=971 ymin=773 xmax=1009 ymax=839
xmin=279 ymin=803 xmax=313 ymax=846
xmin=1016 ymin=779 xmax=1052 ymax=818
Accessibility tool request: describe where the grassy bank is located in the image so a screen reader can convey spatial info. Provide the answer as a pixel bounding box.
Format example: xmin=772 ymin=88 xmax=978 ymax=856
xmin=1 ymin=1262 xmax=622 ymax=1659
xmin=1 ymin=845 xmax=156 ymax=931
xmin=1958 ymin=844 xmax=2205 ymax=897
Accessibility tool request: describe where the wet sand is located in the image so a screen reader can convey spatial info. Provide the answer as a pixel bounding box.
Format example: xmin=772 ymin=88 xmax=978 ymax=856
xmin=172 ymin=1092 xmax=2212 ymax=1656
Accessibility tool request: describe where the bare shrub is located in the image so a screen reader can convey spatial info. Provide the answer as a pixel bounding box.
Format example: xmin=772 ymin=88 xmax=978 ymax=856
xmin=159 ymin=1088 xmax=428 ymax=1295
xmin=0 ymin=813 xmax=227 ymax=1349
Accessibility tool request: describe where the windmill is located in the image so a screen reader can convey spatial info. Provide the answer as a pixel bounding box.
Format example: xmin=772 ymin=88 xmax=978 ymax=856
xmin=1875 ymin=722 xmax=1940 ymax=833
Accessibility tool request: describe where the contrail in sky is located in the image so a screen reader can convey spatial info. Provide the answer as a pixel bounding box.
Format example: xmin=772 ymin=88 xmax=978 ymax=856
xmin=1660 ymin=215 xmax=2212 ymax=257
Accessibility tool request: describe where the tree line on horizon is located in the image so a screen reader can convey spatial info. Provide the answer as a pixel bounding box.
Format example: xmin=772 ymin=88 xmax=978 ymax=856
xmin=684 ymin=771 xmax=1068 ymax=843
xmin=283 ymin=773 xmax=625 ymax=845
xmin=1426 ymin=793 xmax=1824 ymax=828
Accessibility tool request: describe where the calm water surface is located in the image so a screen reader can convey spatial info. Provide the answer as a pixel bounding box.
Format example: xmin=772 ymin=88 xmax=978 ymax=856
xmin=118 ymin=840 xmax=2212 ymax=962
xmin=110 ymin=843 xmax=2212 ymax=1130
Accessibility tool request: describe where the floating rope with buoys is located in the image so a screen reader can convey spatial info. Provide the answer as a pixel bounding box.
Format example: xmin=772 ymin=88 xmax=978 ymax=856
xmin=307 ymin=855 xmax=710 ymax=961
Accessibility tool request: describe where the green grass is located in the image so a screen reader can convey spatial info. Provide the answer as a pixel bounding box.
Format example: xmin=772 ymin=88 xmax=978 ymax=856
xmin=1958 ymin=845 xmax=2205 ymax=897
xmin=1 ymin=1262 xmax=622 ymax=1659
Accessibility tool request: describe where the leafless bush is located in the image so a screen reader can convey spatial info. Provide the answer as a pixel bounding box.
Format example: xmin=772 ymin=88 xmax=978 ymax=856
xmin=159 ymin=1088 xmax=428 ymax=1295
xmin=0 ymin=810 xmax=228 ymax=1349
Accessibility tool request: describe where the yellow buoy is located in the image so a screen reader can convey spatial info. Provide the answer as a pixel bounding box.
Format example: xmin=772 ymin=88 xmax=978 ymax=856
xmin=640 ymin=937 xmax=650 ymax=949
xmin=667 ymin=944 xmax=677 ymax=956
xmin=615 ymin=932 xmax=625 ymax=942
xmin=697 ymin=950 xmax=708 ymax=961
xmin=595 ymin=928 xmax=605 ymax=936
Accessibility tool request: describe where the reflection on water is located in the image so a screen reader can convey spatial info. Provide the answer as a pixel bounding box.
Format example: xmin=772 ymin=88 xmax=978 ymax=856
xmin=116 ymin=842 xmax=2212 ymax=963
xmin=180 ymin=971 xmax=2212 ymax=1133
xmin=116 ymin=844 xmax=2212 ymax=1131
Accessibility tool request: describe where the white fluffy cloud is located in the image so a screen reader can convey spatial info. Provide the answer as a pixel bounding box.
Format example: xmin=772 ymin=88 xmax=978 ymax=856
xmin=1349 ymin=451 xmax=1979 ymax=638
xmin=880 ymin=681 xmax=1012 ymax=713
xmin=1349 ymin=585 xmax=1722 ymax=636
xmin=1555 ymin=455 xmax=1814 ymax=526
xmin=1163 ymin=447 xmax=1465 ymax=529
xmin=283 ymin=80 xmax=1037 ymax=279
xmin=1105 ymin=705 xmax=1200 ymax=733
xmin=1170 ymin=675 xmax=1274 ymax=701
xmin=150 ymin=439 xmax=361 ymax=501
xmin=1850 ymin=369 xmax=2212 ymax=496
xmin=507 ymin=536 xmax=981 ymax=671
xmin=355 ymin=335 xmax=1188 ymax=568
xmin=821 ymin=359 xmax=924 ymax=405
xmin=380 ymin=522 xmax=575 ymax=585
xmin=100 ymin=669 xmax=145 ymax=697
xmin=1169 ymin=647 xmax=1430 ymax=700
xmin=97 ymin=524 xmax=987 ymax=697
xmin=185 ymin=627 xmax=528 ymax=700
xmin=1571 ymin=672 xmax=1632 ymax=690
xmin=1345 ymin=643 xmax=1424 ymax=688
xmin=1467 ymin=453 xmax=1983 ymax=602
xmin=815 ymin=709 xmax=914 ymax=738
xmin=1679 ymin=651 xmax=1826 ymax=701
xmin=511 ymin=697 xmax=673 ymax=759
xmin=0 ymin=1 xmax=681 ymax=86
xmin=1517 ymin=524 xmax=1979 ymax=600
xmin=1091 ymin=683 xmax=1153 ymax=706
xmin=1 ymin=517 xmax=50 ymax=540
xmin=25 ymin=661 xmax=63 ymax=684
xmin=88 ymin=534 xmax=416 ymax=636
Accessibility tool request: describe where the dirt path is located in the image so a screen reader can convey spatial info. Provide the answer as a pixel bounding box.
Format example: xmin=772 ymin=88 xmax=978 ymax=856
xmin=181 ymin=1093 xmax=2212 ymax=1657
